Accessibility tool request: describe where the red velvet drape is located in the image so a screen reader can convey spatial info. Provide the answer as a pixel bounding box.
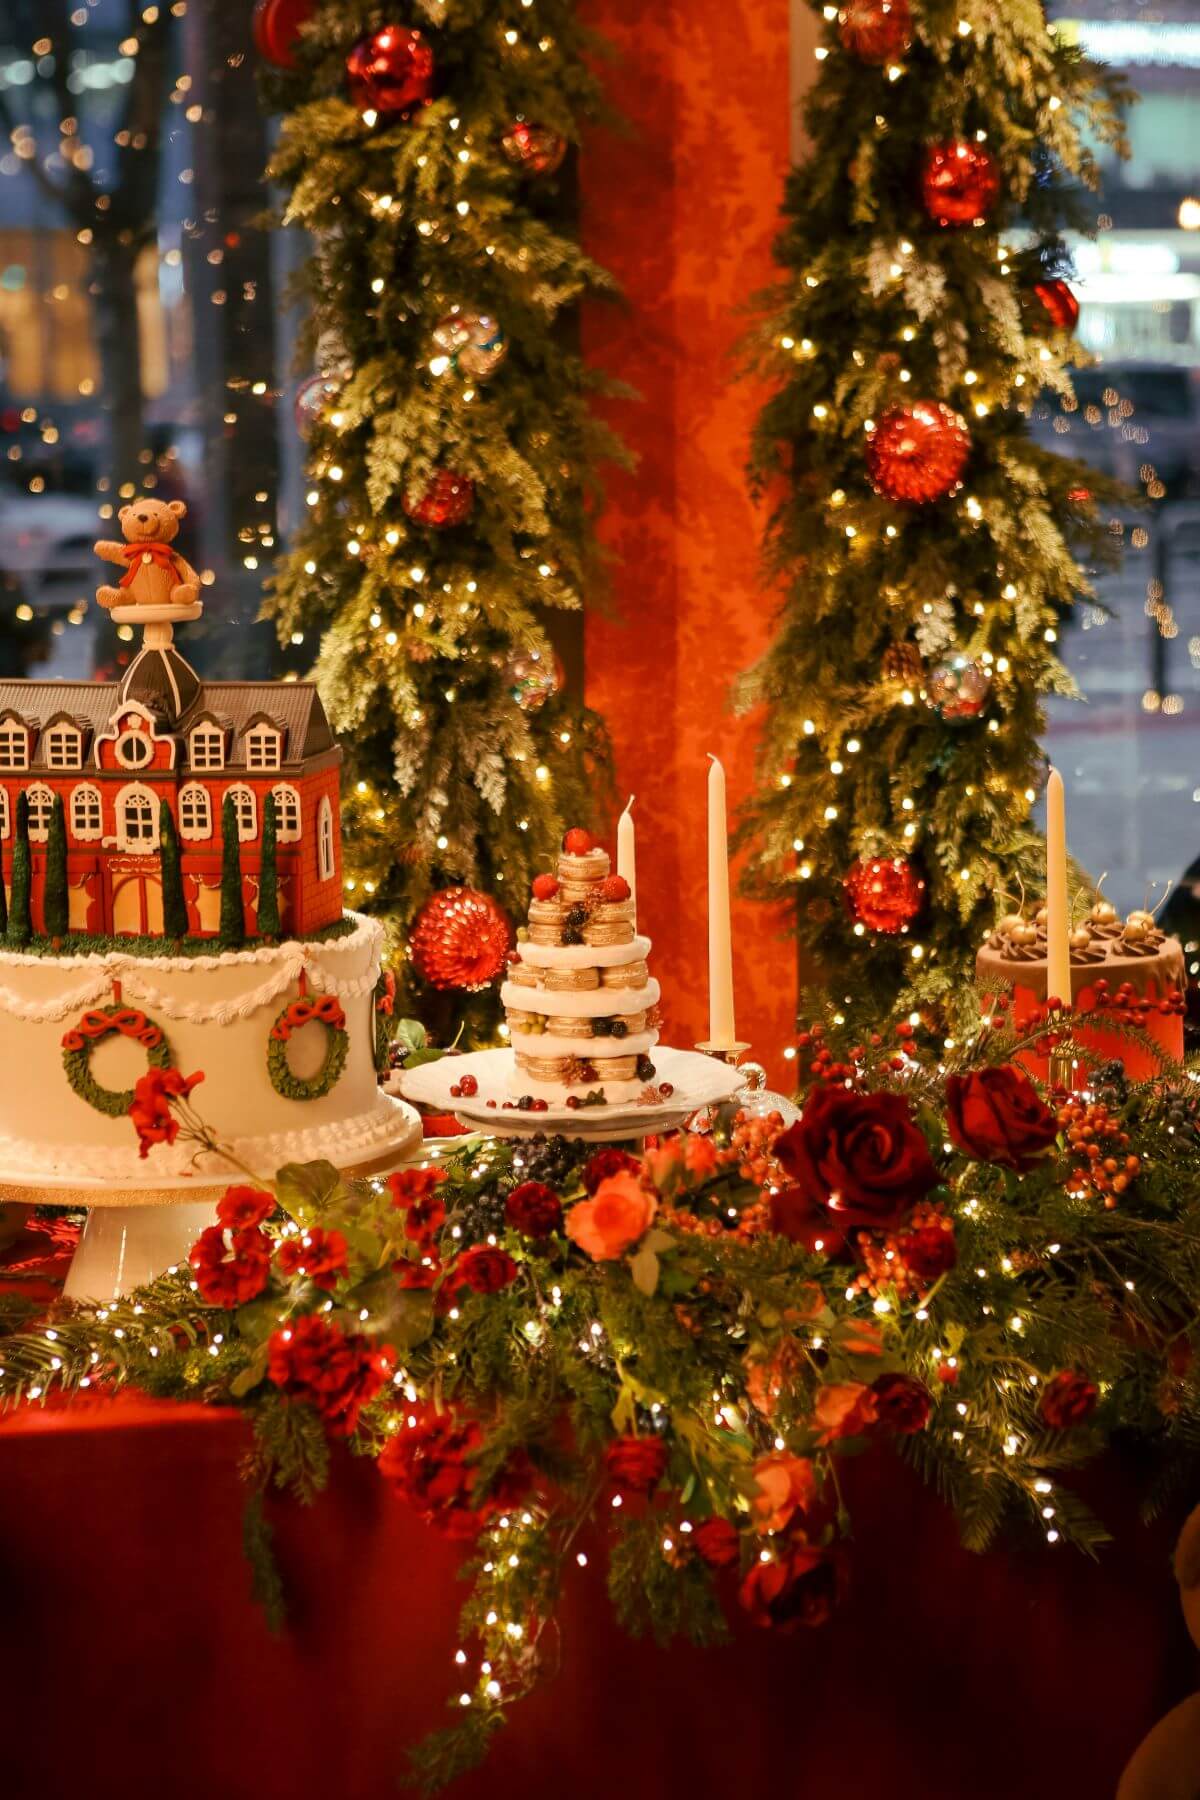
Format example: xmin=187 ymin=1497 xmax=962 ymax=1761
xmin=580 ymin=0 xmax=799 ymax=1083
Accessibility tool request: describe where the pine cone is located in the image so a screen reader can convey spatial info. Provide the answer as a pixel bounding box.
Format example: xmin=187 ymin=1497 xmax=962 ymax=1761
xmin=882 ymin=642 xmax=924 ymax=683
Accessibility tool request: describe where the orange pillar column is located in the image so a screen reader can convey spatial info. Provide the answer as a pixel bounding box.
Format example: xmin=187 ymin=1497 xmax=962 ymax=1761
xmin=580 ymin=1 xmax=811 ymax=1081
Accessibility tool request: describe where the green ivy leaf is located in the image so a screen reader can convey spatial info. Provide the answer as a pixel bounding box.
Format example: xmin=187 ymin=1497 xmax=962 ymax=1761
xmin=230 ymin=1345 xmax=269 ymax=1398
xmin=403 ymin=1046 xmax=446 ymax=1069
xmin=274 ymin=1160 xmax=349 ymax=1223
xmin=630 ymin=1247 xmax=660 ymax=1297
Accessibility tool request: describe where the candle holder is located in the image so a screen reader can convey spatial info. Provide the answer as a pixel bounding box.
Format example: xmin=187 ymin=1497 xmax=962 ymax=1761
xmin=694 ymin=1041 xmax=752 ymax=1067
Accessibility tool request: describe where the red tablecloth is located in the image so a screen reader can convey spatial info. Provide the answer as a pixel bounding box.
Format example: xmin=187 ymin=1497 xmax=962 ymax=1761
xmin=0 ymin=1388 xmax=1191 ymax=1800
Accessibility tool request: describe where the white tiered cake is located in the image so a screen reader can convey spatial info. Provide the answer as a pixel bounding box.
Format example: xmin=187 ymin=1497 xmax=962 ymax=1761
xmin=499 ymin=828 xmax=661 ymax=1105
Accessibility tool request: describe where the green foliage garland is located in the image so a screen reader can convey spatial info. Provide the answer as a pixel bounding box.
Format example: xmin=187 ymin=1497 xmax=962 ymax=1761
xmin=8 ymin=791 xmax=31 ymax=947
xmin=266 ymin=993 xmax=350 ymax=1101
xmin=260 ymin=0 xmax=626 ymax=1036
xmin=43 ymin=794 xmax=68 ymax=941
xmin=738 ymin=2 xmax=1131 ymax=1022
xmin=7 ymin=1002 xmax=1200 ymax=1786
xmin=61 ymin=1004 xmax=173 ymax=1117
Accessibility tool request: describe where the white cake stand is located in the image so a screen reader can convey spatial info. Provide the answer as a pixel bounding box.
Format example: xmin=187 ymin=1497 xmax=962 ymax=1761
xmin=395 ymin=1046 xmax=745 ymax=1141
xmin=1 ymin=1095 xmax=424 ymax=1302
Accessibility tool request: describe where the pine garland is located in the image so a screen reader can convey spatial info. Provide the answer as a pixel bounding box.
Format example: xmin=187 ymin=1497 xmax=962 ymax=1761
xmin=738 ymin=1 xmax=1133 ymax=1023
xmin=260 ymin=1 xmax=627 ymax=1036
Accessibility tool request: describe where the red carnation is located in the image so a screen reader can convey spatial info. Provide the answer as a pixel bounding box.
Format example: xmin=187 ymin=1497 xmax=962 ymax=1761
xmin=276 ymin=1225 xmax=349 ymax=1291
xmin=129 ymin=1066 xmax=204 ymax=1158
xmin=404 ymin=1192 xmax=446 ymax=1243
xmin=581 ymin=1147 xmax=641 ymax=1194
xmin=739 ymin=1542 xmax=846 ymax=1632
xmin=774 ymin=1087 xmax=939 ymax=1231
xmin=1039 ymin=1370 xmax=1099 ymax=1431
xmin=216 ymin=1185 xmax=274 ymax=1231
xmin=691 ymin=1517 xmax=742 ymax=1570
xmin=452 ymin=1245 xmax=519 ymax=1295
xmin=267 ymin=1315 xmax=392 ymax=1436
xmin=388 ymin=1166 xmax=446 ymax=1208
xmin=605 ymin=1433 xmax=669 ymax=1497
xmin=189 ymin=1223 xmax=271 ymax=1307
xmin=506 ymin=1181 xmax=564 ymax=1238
xmin=897 ymin=1221 xmax=957 ymax=1282
xmin=395 ymin=1256 xmax=441 ymax=1289
xmin=378 ymin=1403 xmax=497 ymax=1539
xmin=945 ymin=1066 xmax=1059 ymax=1173
xmin=870 ymin=1372 xmax=932 ymax=1435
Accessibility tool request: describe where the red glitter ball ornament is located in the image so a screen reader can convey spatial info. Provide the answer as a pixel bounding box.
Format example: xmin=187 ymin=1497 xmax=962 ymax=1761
xmin=347 ymin=25 xmax=434 ymax=117
xmin=921 ymin=139 xmax=1001 ymax=227
xmin=501 ymin=121 xmax=568 ymax=176
xmin=866 ymin=401 xmax=971 ymax=504
xmin=403 ymin=471 xmax=475 ymax=528
xmin=252 ymin=0 xmax=314 ymax=69
xmin=410 ymin=888 xmax=514 ymax=991
xmin=843 ymin=857 xmax=925 ymax=935
xmin=1031 ymin=278 xmax=1080 ymax=334
xmin=838 ymin=0 xmax=912 ymax=62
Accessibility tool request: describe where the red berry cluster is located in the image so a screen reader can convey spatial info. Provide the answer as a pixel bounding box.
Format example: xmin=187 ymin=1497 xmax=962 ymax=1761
xmin=1057 ymin=1094 xmax=1140 ymax=1208
xmin=448 ymin=1072 xmax=479 ymax=1099
xmin=796 ymin=1021 xmax=868 ymax=1085
xmin=1089 ymin=979 xmax=1185 ymax=1026
xmin=848 ymin=1202 xmax=956 ymax=1303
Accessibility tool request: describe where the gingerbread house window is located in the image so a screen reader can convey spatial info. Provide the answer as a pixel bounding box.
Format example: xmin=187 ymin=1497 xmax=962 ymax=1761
xmin=45 ymin=724 xmax=83 ymax=770
xmin=0 ymin=722 xmax=29 ymax=771
xmin=271 ymin=783 xmax=301 ymax=843
xmin=118 ymin=785 xmax=158 ymax=853
xmin=189 ymin=722 xmax=225 ymax=771
xmin=26 ymin=784 xmax=55 ymax=842
xmin=317 ymin=796 xmax=335 ymax=882
xmin=71 ymin=784 xmax=103 ymax=841
xmin=115 ymin=726 xmax=153 ymax=770
xmin=244 ymin=723 xmax=282 ymax=771
xmin=0 ymin=790 xmax=8 ymax=838
xmin=179 ymin=783 xmax=212 ymax=841
xmin=228 ymin=784 xmax=257 ymax=843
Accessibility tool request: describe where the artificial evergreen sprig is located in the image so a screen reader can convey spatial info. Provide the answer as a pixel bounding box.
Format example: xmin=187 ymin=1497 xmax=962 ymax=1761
xmin=259 ymin=1 xmax=628 ymax=1035
xmin=739 ymin=0 xmax=1133 ymax=1023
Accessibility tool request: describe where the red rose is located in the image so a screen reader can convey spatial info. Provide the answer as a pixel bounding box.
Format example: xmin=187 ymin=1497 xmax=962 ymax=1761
xmin=897 ymin=1221 xmax=957 ymax=1282
xmin=870 ymin=1372 xmax=932 ymax=1435
xmin=388 ymin=1167 xmax=446 ymax=1208
xmin=605 ymin=1433 xmax=669 ymax=1496
xmin=945 ymin=1065 xmax=1059 ymax=1173
xmin=1039 ymin=1370 xmax=1099 ymax=1430
xmin=767 ymin=1184 xmax=850 ymax=1257
xmin=276 ymin=1225 xmax=349 ymax=1291
xmin=404 ymin=1193 xmax=446 ymax=1243
xmin=774 ymin=1087 xmax=939 ymax=1231
xmin=188 ymin=1223 xmax=270 ymax=1307
xmin=691 ymin=1517 xmax=742 ymax=1570
xmin=267 ymin=1316 xmax=392 ymax=1435
xmin=506 ymin=1181 xmax=564 ymax=1238
xmin=129 ymin=1067 xmax=204 ymax=1158
xmin=739 ymin=1542 xmax=846 ymax=1632
xmin=581 ymin=1148 xmax=641 ymax=1194
xmin=216 ymin=1185 xmax=274 ymax=1231
xmin=395 ymin=1256 xmax=441 ymax=1289
xmin=813 ymin=1382 xmax=879 ymax=1445
xmin=378 ymin=1403 xmax=502 ymax=1539
xmin=452 ymin=1245 xmax=518 ymax=1295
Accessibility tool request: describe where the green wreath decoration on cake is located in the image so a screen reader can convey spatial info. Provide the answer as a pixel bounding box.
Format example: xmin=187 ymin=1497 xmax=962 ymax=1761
xmin=61 ymin=1004 xmax=174 ymax=1117
xmin=267 ymin=991 xmax=349 ymax=1101
xmin=372 ymin=969 xmax=398 ymax=1076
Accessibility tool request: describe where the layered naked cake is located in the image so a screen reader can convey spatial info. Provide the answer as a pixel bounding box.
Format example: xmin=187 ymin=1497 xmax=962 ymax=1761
xmin=976 ymin=894 xmax=1185 ymax=1079
xmin=499 ymin=827 xmax=661 ymax=1104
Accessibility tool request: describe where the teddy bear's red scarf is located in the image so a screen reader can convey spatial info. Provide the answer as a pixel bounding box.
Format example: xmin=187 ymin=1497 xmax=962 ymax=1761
xmin=118 ymin=543 xmax=180 ymax=586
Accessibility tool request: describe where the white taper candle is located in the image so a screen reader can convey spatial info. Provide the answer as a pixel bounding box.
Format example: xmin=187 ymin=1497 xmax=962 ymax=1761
xmin=1045 ymin=766 xmax=1072 ymax=1008
xmin=617 ymin=796 xmax=636 ymax=927
xmin=707 ymin=755 xmax=736 ymax=1048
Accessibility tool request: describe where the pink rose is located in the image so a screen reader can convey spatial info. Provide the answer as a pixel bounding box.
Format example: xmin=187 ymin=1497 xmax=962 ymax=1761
xmin=813 ymin=1382 xmax=879 ymax=1445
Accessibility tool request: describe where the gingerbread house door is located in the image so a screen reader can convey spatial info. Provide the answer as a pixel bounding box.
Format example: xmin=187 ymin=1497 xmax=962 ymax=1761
xmin=110 ymin=869 xmax=164 ymax=936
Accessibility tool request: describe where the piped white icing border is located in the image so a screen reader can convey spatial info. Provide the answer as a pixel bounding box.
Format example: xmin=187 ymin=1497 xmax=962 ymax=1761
xmin=515 ymin=934 xmax=651 ymax=970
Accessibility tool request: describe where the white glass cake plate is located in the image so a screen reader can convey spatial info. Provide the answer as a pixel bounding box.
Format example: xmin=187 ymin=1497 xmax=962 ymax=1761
xmin=397 ymin=1046 xmax=745 ymax=1141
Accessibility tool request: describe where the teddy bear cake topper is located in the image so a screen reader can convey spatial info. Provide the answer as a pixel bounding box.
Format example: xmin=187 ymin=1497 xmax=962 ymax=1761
xmin=93 ymin=497 xmax=202 ymax=620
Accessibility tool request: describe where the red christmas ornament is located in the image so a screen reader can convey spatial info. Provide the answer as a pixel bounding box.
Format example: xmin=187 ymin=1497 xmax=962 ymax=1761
xmin=844 ymin=857 xmax=925 ymax=935
xmin=252 ymin=0 xmax=313 ymax=69
xmin=1031 ymin=278 xmax=1080 ymax=334
xmin=410 ymin=888 xmax=514 ymax=991
xmin=402 ymin=471 xmax=475 ymax=529
xmin=347 ymin=25 xmax=434 ymax=117
xmin=501 ymin=121 xmax=568 ymax=176
xmin=838 ymin=0 xmax=912 ymax=63
xmin=921 ymin=140 xmax=1001 ymax=228
xmin=866 ymin=402 xmax=971 ymax=504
